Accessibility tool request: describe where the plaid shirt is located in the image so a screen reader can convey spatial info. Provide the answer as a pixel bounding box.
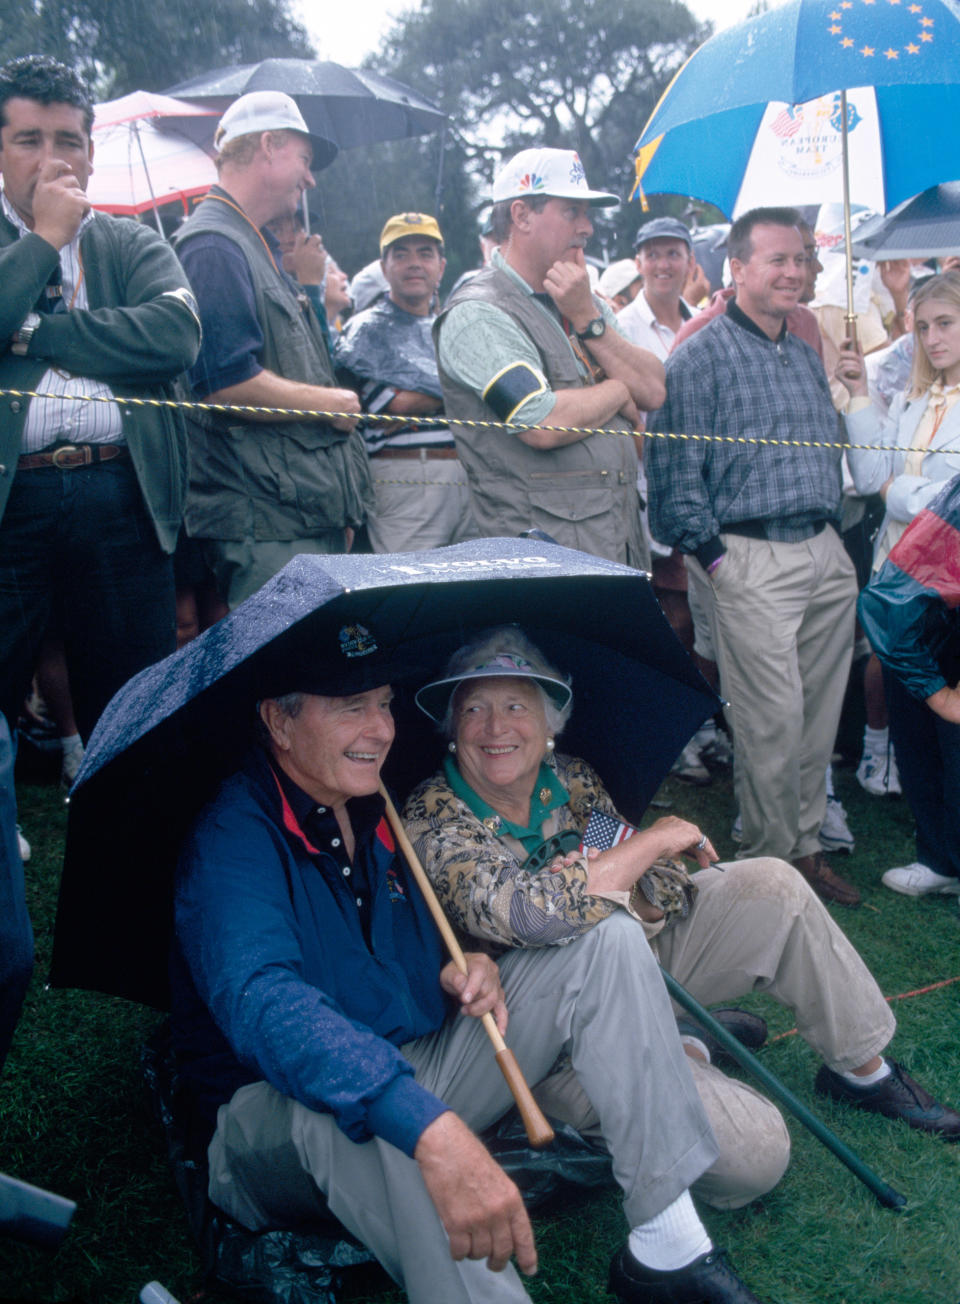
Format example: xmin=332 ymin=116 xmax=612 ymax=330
xmin=645 ymin=307 xmax=845 ymax=562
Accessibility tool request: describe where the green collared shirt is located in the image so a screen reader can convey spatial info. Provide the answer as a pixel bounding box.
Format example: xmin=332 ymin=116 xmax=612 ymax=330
xmin=436 ymin=247 xmax=618 ymax=427
xmin=443 ymin=754 xmax=570 ymax=856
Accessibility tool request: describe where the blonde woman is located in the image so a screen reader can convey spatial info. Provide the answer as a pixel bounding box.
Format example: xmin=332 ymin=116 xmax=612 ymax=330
xmin=837 ymin=269 xmax=960 ymax=897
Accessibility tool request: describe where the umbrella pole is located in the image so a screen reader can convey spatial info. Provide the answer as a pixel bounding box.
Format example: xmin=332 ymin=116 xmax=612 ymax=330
xmin=378 ymin=783 xmax=555 ymax=1148
xmin=840 ymin=90 xmax=859 ymax=350
xmin=661 ymin=968 xmax=907 ymax=1210
xmin=132 ymin=121 xmax=166 ymax=239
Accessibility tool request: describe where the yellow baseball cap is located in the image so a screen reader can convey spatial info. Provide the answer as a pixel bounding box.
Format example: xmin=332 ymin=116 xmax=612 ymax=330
xmin=379 ymin=212 xmax=444 ymax=254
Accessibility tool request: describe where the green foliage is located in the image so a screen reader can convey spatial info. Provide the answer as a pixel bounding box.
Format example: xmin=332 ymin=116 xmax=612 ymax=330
xmin=0 ymin=0 xmax=313 ymax=98
xmin=374 ymin=0 xmax=711 ymax=257
xmin=3 ymin=766 xmax=959 ymax=1302
xmin=314 ymin=131 xmax=478 ymax=292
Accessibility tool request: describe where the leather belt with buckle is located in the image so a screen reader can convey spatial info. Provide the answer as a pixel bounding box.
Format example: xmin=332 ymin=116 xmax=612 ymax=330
xmin=371 ymin=446 xmax=459 ymax=461
xmin=18 ymin=443 xmax=129 ymax=471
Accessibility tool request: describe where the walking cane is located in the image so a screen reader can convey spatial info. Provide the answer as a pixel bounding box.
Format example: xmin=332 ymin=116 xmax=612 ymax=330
xmin=379 ymin=783 xmax=555 ymax=1148
xmin=661 ymin=969 xmax=907 ymax=1210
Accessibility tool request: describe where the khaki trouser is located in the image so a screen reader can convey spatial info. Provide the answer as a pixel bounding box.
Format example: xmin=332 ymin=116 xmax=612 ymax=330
xmin=686 ymin=527 xmax=857 ymax=860
xmin=368 ymin=453 xmax=478 ymax=554
xmin=534 ymin=858 xmax=895 ymax=1209
xmin=207 ymin=912 xmax=717 ymax=1304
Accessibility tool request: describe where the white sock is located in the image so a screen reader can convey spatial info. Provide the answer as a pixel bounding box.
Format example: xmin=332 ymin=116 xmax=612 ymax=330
xmin=862 ymin=725 xmax=889 ymax=754
xmin=825 ymin=762 xmax=836 ymax=799
xmin=680 ymin=1034 xmax=711 ymax=1065
xmin=841 ymin=1058 xmax=892 ymax=1089
xmin=628 ymin=1190 xmax=712 ymax=1271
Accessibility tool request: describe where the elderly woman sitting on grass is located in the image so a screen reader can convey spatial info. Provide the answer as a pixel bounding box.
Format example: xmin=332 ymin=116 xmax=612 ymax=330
xmin=403 ymin=626 xmax=960 ymax=1210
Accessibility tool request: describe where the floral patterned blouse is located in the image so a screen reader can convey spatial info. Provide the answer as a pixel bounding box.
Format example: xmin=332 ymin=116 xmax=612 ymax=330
xmin=402 ymin=752 xmax=695 ymax=955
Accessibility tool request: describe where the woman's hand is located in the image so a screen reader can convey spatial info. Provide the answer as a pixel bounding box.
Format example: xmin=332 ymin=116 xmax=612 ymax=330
xmin=584 ymin=815 xmax=716 ymax=896
xmin=637 ymin=815 xmax=717 ymax=866
xmin=926 ymin=684 xmax=960 ymax=724
xmin=441 ymin=953 xmax=508 ymax=1035
xmin=835 ymin=339 xmax=869 ymax=397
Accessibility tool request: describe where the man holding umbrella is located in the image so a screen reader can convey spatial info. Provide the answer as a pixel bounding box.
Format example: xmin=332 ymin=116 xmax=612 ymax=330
xmin=174 ymin=92 xmax=371 ymax=608
xmin=171 ymin=620 xmax=768 ymax=1304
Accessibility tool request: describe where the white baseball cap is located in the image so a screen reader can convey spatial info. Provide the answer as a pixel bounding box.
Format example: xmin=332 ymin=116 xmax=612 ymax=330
xmin=214 ymin=91 xmax=338 ymax=170
xmin=492 ymin=148 xmax=618 ymax=208
xmin=597 ymin=258 xmax=643 ymax=299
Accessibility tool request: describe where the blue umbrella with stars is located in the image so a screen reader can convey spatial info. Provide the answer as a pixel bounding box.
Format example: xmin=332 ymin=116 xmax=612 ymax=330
xmin=632 ymin=0 xmax=960 ymax=328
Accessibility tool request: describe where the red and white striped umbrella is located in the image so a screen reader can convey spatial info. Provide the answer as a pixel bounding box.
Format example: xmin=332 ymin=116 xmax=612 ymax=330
xmin=87 ymin=91 xmax=218 ymax=228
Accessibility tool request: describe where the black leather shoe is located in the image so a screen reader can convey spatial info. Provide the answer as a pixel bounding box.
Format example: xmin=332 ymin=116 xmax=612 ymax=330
xmin=676 ymin=1007 xmax=768 ymax=1070
xmin=815 ymin=1060 xmax=960 ymax=1140
xmin=609 ymin=1245 xmax=767 ymax=1303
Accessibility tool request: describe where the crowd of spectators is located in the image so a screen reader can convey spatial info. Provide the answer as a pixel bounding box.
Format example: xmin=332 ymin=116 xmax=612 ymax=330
xmin=3 ymin=51 xmax=960 ymax=1304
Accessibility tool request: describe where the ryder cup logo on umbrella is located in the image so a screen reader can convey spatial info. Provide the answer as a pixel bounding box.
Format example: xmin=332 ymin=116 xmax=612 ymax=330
xmin=339 ymin=624 xmax=379 ymax=659
xmin=762 ymin=92 xmax=864 ymax=183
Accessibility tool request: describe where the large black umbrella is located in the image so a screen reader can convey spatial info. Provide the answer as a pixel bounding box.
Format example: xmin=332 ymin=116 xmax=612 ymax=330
xmin=850 ymin=182 xmax=960 ymax=262
xmin=50 ymin=539 xmax=718 ymax=1009
xmin=161 ymin=59 xmax=446 ymax=153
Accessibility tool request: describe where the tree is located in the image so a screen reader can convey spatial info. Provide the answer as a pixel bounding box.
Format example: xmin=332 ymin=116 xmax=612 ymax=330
xmin=0 ymin=0 xmax=313 ymax=97
xmin=376 ymin=0 xmax=711 ymax=255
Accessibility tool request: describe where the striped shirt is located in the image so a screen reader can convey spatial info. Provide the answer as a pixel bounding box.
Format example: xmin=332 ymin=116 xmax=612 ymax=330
xmin=3 ymin=188 xmax=123 ymax=451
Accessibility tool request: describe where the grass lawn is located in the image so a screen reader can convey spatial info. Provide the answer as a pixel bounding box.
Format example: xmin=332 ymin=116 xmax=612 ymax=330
xmin=2 ymin=764 xmax=959 ymax=1304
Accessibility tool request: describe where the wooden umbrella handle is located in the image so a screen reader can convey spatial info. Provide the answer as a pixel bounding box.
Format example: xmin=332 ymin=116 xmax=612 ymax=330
xmin=379 ymin=783 xmax=554 ymax=1148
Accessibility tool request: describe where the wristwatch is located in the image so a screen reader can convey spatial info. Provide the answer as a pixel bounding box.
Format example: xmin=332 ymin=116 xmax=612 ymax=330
xmin=11 ymin=311 xmax=42 ymax=356
xmin=577 ymin=315 xmax=606 ymax=340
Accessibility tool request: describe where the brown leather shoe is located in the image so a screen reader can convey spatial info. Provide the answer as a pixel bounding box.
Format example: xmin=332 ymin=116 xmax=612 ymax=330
xmin=792 ymin=852 xmax=861 ymax=907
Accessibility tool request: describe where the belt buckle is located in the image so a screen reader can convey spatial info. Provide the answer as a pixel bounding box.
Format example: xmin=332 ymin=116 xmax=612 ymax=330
xmin=51 ymin=444 xmax=83 ymax=469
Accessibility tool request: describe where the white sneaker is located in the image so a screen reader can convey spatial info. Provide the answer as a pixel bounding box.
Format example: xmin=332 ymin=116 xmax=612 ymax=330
xmin=856 ymin=747 xmax=902 ymax=796
xmin=696 ymin=721 xmax=733 ymax=769
xmin=820 ymin=797 xmax=855 ymax=854
xmin=671 ymin=740 xmax=711 ymax=786
xmin=16 ymin=825 xmax=31 ymax=862
xmin=881 ymin=863 xmax=960 ymax=897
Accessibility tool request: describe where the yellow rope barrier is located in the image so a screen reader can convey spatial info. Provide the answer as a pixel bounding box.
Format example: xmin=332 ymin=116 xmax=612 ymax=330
xmin=0 ymin=387 xmax=929 ymax=455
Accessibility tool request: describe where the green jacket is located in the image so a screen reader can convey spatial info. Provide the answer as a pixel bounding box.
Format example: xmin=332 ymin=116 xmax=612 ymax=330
xmin=174 ymin=191 xmax=372 ymax=541
xmin=0 ymin=211 xmax=201 ymax=554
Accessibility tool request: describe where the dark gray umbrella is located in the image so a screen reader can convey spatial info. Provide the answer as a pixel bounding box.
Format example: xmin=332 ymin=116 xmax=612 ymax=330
xmin=161 ymin=59 xmax=446 ymax=153
xmin=50 ymin=538 xmax=718 ymax=1009
xmin=850 ymin=183 xmax=960 ymax=262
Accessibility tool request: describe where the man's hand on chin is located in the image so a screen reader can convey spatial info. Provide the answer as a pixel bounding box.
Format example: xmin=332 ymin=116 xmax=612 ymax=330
xmin=414 ymin=1111 xmax=538 ymax=1276
xmin=543 ymin=246 xmax=595 ymax=330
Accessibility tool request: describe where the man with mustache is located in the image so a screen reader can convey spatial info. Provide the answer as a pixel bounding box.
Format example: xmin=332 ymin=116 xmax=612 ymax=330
xmin=433 ymin=148 xmax=664 ymax=567
xmin=0 ymin=54 xmax=200 ymax=743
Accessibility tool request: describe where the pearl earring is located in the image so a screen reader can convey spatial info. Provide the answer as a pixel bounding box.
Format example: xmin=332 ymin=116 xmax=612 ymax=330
xmin=545 ymin=737 xmax=555 ymax=752
xmin=448 ymin=740 xmax=457 ymax=753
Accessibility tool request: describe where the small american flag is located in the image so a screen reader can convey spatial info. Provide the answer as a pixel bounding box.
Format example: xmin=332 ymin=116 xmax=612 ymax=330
xmin=580 ymin=808 xmax=637 ymax=852
xmin=770 ymin=105 xmax=803 ymax=138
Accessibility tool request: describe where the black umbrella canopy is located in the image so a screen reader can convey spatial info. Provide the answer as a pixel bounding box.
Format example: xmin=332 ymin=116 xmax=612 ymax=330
xmin=162 ymin=59 xmax=447 ymax=153
xmin=51 ymin=539 xmax=718 ymax=1009
xmin=850 ymin=183 xmax=960 ymax=263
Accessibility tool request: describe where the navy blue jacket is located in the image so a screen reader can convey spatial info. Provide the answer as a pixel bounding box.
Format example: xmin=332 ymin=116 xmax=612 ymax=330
xmin=171 ymin=747 xmax=451 ymax=1157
